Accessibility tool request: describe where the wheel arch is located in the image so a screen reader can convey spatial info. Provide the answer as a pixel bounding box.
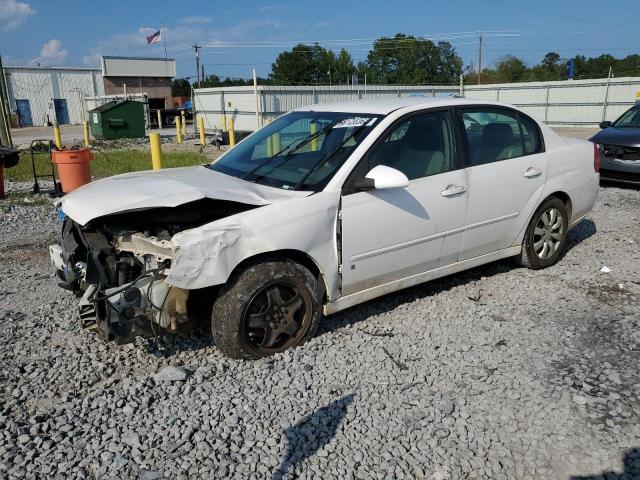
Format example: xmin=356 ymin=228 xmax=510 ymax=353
xmin=227 ymin=249 xmax=329 ymax=302
xmin=544 ymin=191 xmax=573 ymax=222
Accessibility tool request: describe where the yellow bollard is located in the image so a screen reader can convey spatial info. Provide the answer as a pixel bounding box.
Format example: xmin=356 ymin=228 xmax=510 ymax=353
xmin=150 ymin=133 xmax=163 ymax=170
xmin=198 ymin=116 xmax=206 ymax=146
xmin=228 ymin=118 xmax=236 ymax=147
xmin=83 ymin=121 xmax=90 ymax=147
xmin=273 ymin=131 xmax=281 ymax=154
xmin=221 ymin=113 xmax=227 ymax=131
xmin=181 ymin=111 xmax=186 ymax=135
xmin=266 ymin=135 xmax=273 ymax=157
xmin=156 ymin=110 xmax=163 ymax=129
xmin=53 ymin=124 xmax=62 ymax=149
xmin=310 ymin=122 xmax=318 ymax=152
xmin=176 ymin=116 xmax=183 ymax=144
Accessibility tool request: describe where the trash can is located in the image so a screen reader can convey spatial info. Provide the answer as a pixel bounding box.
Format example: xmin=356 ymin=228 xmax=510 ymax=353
xmin=89 ymin=100 xmax=145 ymax=139
xmin=52 ymin=148 xmax=93 ymax=193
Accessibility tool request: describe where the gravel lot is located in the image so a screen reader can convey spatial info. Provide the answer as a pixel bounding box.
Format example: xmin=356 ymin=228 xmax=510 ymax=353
xmin=1 ymin=181 xmax=639 ymax=480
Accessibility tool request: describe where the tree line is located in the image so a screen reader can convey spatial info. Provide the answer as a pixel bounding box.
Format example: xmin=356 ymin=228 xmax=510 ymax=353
xmin=172 ymin=33 xmax=640 ymax=94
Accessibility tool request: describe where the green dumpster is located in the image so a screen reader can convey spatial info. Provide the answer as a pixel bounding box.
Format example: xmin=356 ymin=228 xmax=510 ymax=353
xmin=89 ymin=100 xmax=145 ymax=139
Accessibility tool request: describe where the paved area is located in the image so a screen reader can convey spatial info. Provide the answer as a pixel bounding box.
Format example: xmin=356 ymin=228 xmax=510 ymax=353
xmin=1 ymin=181 xmax=639 ymax=479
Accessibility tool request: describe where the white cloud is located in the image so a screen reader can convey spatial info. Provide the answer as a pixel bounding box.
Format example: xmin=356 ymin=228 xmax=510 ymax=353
xmin=258 ymin=4 xmax=288 ymax=12
xmin=83 ymin=28 xmax=153 ymax=66
xmin=180 ymin=16 xmax=211 ymax=25
xmin=30 ymin=39 xmax=67 ymax=66
xmin=0 ymin=0 xmax=35 ymax=30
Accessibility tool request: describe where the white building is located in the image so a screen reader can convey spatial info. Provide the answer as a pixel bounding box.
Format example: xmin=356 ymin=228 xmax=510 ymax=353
xmin=4 ymin=66 xmax=104 ymax=126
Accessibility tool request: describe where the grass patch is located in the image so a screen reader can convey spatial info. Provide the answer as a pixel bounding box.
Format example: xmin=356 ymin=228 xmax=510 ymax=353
xmin=5 ymin=149 xmax=210 ymax=182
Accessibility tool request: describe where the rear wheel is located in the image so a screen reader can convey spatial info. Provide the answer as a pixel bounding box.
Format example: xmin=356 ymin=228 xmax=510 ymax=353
xmin=516 ymin=197 xmax=568 ymax=269
xmin=211 ymin=260 xmax=321 ymax=359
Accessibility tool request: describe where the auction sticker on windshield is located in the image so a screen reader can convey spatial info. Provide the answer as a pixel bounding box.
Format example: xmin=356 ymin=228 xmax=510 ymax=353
xmin=333 ymin=117 xmax=376 ymax=128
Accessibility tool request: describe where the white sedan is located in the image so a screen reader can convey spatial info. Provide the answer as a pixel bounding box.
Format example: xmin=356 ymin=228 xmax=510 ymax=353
xmin=50 ymin=97 xmax=599 ymax=358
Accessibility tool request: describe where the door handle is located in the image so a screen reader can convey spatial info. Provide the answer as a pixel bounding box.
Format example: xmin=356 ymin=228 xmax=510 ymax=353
xmin=441 ymin=184 xmax=466 ymax=197
xmin=523 ymin=167 xmax=542 ymax=178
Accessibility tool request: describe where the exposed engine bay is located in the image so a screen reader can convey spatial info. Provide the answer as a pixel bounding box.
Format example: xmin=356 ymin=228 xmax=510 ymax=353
xmin=50 ymin=198 xmax=258 ymax=344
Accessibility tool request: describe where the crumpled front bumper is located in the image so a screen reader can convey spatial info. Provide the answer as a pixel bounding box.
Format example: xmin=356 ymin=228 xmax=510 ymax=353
xmin=49 ymin=238 xmax=189 ymax=345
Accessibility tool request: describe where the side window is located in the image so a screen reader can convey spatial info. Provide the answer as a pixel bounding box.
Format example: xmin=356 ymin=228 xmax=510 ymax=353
xmin=520 ymin=114 xmax=542 ymax=154
xmin=460 ymin=109 xmax=524 ymax=166
xmin=367 ymin=111 xmax=456 ymax=181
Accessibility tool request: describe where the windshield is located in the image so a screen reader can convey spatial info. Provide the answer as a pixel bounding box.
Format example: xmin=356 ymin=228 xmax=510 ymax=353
xmin=209 ymin=111 xmax=382 ymax=191
xmin=613 ymin=106 xmax=640 ymax=128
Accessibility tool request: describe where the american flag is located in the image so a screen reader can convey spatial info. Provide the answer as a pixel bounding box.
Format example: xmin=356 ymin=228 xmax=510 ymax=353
xmin=146 ymin=30 xmax=161 ymax=44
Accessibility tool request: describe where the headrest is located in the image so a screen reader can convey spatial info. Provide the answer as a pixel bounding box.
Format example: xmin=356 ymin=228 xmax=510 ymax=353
xmin=481 ymin=123 xmax=514 ymax=146
xmin=403 ymin=119 xmax=443 ymax=151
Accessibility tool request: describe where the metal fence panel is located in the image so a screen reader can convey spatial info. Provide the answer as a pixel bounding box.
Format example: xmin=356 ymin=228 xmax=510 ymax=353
xmin=194 ymin=77 xmax=640 ymax=132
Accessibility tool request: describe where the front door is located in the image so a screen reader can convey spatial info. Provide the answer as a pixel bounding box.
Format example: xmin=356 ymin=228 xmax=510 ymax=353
xmin=54 ymin=99 xmax=69 ymax=124
xmin=15 ymin=99 xmax=32 ymax=126
xmin=457 ymin=107 xmax=548 ymax=260
xmin=341 ymin=109 xmax=468 ymax=296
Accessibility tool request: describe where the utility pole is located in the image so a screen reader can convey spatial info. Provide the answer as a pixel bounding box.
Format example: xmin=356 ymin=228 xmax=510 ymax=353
xmin=477 ymin=33 xmax=483 ymax=85
xmin=193 ymin=44 xmax=201 ymax=87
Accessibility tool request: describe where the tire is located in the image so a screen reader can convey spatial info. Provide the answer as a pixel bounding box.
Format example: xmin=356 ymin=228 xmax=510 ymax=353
xmin=166 ymin=115 xmax=176 ymax=126
xmin=211 ymin=260 xmax=322 ymax=359
xmin=516 ymin=197 xmax=568 ymax=270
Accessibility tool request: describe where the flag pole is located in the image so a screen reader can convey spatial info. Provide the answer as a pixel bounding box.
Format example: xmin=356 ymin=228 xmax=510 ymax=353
xmin=161 ymin=21 xmax=167 ymax=59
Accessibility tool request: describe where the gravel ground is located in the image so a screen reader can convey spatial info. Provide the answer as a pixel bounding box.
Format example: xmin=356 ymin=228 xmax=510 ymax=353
xmin=1 ymin=182 xmax=639 ymax=480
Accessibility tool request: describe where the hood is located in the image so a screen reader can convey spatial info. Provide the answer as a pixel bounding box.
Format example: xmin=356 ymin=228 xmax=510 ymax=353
xmin=590 ymin=127 xmax=640 ymax=147
xmin=61 ymin=165 xmax=311 ymax=226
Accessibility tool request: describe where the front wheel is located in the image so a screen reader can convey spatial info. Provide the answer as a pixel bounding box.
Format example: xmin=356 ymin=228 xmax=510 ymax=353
xmin=211 ymin=260 xmax=321 ymax=359
xmin=516 ymin=197 xmax=568 ymax=269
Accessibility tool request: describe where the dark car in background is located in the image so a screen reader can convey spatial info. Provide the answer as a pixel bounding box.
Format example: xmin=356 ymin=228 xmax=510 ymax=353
xmin=590 ymin=104 xmax=640 ymax=185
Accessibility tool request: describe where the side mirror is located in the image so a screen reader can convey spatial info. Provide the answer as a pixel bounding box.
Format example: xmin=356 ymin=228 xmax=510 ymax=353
xmin=354 ymin=165 xmax=409 ymax=191
xmin=599 ymin=120 xmax=612 ymax=129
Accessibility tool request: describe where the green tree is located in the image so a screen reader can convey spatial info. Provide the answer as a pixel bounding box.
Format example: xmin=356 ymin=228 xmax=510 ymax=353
xmin=365 ymin=33 xmax=462 ymax=84
xmin=171 ymin=79 xmax=192 ymax=96
xmin=333 ymin=49 xmax=356 ymax=84
xmin=270 ymin=44 xmax=331 ymax=84
xmin=494 ymin=55 xmax=527 ymax=82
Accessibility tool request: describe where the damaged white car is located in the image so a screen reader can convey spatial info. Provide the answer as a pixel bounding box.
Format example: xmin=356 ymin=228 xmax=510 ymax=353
xmin=50 ymin=98 xmax=599 ymax=358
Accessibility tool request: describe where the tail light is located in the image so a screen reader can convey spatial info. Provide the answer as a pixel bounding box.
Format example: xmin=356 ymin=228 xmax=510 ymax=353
xmin=594 ymin=143 xmax=600 ymax=173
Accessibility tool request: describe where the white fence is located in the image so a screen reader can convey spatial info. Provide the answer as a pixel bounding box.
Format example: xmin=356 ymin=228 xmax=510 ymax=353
xmin=194 ymin=77 xmax=640 ymax=132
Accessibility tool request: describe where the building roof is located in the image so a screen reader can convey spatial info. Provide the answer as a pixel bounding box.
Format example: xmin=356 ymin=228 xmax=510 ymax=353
xmin=5 ymin=65 xmax=101 ymax=72
xmin=101 ymin=55 xmax=176 ymax=62
xmin=292 ymin=96 xmax=503 ymax=115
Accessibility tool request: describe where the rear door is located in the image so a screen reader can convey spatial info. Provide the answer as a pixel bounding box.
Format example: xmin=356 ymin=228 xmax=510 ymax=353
xmin=456 ymin=107 xmax=548 ymax=260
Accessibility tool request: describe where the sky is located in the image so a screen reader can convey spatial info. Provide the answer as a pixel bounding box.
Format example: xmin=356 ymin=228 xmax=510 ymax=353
xmin=1 ymin=0 xmax=639 ymax=81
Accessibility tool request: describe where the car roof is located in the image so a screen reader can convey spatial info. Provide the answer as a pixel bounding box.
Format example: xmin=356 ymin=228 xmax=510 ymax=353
xmin=292 ymin=96 xmax=507 ymax=115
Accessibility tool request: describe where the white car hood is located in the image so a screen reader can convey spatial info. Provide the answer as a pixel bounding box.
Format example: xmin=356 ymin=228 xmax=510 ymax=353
xmin=61 ymin=165 xmax=312 ymax=226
